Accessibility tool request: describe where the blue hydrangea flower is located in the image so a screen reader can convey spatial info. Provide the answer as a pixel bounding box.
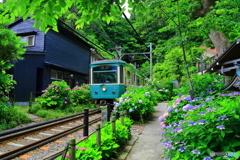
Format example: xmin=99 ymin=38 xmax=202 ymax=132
xmin=191 ymin=149 xmax=201 ymax=154
xmin=216 ymin=125 xmax=225 ymax=130
xmin=167 ymin=107 xmax=172 ymax=112
xmin=175 ymin=109 xmax=179 ymax=113
xmin=178 ymin=146 xmax=187 ymax=152
xmin=203 ymin=156 xmax=213 ymax=160
xmin=198 ymin=111 xmax=206 ymax=115
xmin=129 ymin=109 xmax=133 ymax=112
xmin=197 ymin=119 xmax=207 ymax=125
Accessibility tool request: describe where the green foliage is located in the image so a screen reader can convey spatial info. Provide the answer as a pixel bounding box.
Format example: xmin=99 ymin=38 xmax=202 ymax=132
xmin=35 ymin=81 xmax=93 ymax=110
xmin=1 ymin=0 xmax=146 ymax=32
xmin=0 ymin=106 xmax=31 ymax=132
xmin=145 ymin=78 xmax=173 ymax=101
xmin=0 ymin=25 xmax=25 ymax=107
xmin=29 ymin=102 xmax=99 ymax=120
xmin=174 ymin=73 xmax=225 ymax=97
xmin=0 ymin=24 xmax=26 ymax=131
xmin=58 ymin=118 xmax=132 ymax=160
xmin=36 ymin=81 xmax=71 ymax=109
xmin=161 ymin=93 xmax=240 ymax=159
xmin=71 ymin=84 xmax=92 ymax=106
xmin=115 ymin=85 xmax=157 ymax=121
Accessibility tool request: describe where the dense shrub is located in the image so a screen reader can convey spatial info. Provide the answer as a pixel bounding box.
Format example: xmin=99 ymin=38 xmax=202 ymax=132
xmin=35 ymin=81 xmax=92 ymax=110
xmin=58 ymin=118 xmax=132 ymax=160
xmin=114 ymin=85 xmax=156 ymax=121
xmin=71 ymin=83 xmax=92 ymax=106
xmin=174 ymin=73 xmax=225 ymax=98
xmin=0 ymin=106 xmax=31 ymax=131
xmin=29 ymin=102 xmax=98 ymax=120
xmin=161 ymin=93 xmax=240 ymax=160
xmin=145 ymin=78 xmax=173 ymax=101
xmin=36 ymin=81 xmax=71 ymax=109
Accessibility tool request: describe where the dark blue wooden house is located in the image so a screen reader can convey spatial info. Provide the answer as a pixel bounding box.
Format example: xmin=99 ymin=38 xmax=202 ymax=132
xmin=8 ymin=18 xmax=104 ymax=103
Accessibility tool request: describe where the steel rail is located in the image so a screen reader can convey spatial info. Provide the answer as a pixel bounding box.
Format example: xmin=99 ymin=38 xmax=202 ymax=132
xmin=0 ymin=117 xmax=101 ymax=160
xmin=0 ymin=108 xmax=101 ymax=142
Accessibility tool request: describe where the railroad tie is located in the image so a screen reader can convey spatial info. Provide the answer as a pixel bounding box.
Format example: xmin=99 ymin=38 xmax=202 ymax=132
xmin=60 ymin=126 xmax=72 ymax=129
xmin=7 ymin=142 xmax=24 ymax=147
xmin=39 ymin=132 xmax=53 ymax=136
xmin=51 ymin=129 xmax=64 ymax=132
xmin=25 ymin=137 xmax=41 ymax=141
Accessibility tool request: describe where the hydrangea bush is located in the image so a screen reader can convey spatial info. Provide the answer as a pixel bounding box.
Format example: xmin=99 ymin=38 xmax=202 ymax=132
xmin=174 ymin=73 xmax=225 ymax=98
xmin=114 ymin=85 xmax=157 ymax=121
xmin=145 ymin=78 xmax=173 ymax=101
xmin=58 ymin=118 xmax=132 ymax=160
xmin=161 ymin=92 xmax=240 ymax=160
xmin=71 ymin=83 xmax=92 ymax=106
xmin=36 ymin=81 xmax=92 ymax=109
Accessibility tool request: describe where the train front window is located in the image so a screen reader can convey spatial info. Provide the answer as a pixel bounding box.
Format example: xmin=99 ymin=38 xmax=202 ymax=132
xmin=92 ymin=65 xmax=118 ymax=83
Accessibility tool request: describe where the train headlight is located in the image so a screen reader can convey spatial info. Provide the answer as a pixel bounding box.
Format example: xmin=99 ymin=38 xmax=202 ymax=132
xmin=102 ymin=87 xmax=107 ymax=92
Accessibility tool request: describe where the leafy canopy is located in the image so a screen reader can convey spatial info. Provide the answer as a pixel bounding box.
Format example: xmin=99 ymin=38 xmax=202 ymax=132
xmin=0 ymin=0 xmax=146 ymax=32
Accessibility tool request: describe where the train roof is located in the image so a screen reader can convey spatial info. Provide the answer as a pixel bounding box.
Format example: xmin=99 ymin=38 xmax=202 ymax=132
xmin=90 ymin=60 xmax=127 ymax=65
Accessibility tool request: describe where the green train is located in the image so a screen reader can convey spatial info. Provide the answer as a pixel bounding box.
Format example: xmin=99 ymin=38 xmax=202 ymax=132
xmin=90 ymin=60 xmax=145 ymax=105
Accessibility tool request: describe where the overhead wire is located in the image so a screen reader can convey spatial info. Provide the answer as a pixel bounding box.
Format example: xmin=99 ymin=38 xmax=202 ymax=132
xmin=117 ymin=5 xmax=150 ymax=60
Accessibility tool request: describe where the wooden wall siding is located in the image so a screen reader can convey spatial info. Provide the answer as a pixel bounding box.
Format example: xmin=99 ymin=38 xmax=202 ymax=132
xmin=9 ymin=19 xmax=45 ymax=52
xmin=45 ymin=29 xmax=91 ymax=74
xmin=13 ymin=54 xmax=45 ymax=101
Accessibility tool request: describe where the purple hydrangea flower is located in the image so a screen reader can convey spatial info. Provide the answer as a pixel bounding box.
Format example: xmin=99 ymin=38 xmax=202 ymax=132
xmin=198 ymin=111 xmax=206 ymax=115
xmin=216 ymin=125 xmax=225 ymax=130
xmin=191 ymin=149 xmax=200 ymax=154
xmin=167 ymin=107 xmax=172 ymax=112
xmin=163 ymin=140 xmax=174 ymax=150
xmin=203 ymin=156 xmax=213 ymax=160
xmin=175 ymin=109 xmax=179 ymax=113
xmin=197 ymin=119 xmax=207 ymax=125
xmin=188 ymin=122 xmax=196 ymax=126
xmin=158 ymin=116 xmax=164 ymax=122
xmin=178 ymin=146 xmax=187 ymax=152
xmin=174 ymin=127 xmax=183 ymax=132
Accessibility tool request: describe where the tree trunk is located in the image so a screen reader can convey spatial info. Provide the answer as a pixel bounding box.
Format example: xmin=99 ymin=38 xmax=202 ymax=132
xmin=208 ymin=30 xmax=230 ymax=56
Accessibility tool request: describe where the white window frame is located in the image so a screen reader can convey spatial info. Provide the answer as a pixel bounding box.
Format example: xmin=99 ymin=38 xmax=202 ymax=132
xmin=51 ymin=70 xmax=63 ymax=80
xmin=20 ymin=35 xmax=35 ymax=46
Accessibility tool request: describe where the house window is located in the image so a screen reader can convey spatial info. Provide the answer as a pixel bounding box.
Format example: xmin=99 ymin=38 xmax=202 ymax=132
xmin=51 ymin=70 xmax=63 ymax=80
xmin=20 ymin=35 xmax=35 ymax=46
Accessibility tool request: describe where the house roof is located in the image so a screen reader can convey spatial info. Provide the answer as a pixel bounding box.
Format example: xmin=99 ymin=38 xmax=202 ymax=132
xmin=8 ymin=17 xmax=105 ymax=60
xmin=206 ymin=39 xmax=240 ymax=76
xmin=205 ymin=38 xmax=240 ymax=91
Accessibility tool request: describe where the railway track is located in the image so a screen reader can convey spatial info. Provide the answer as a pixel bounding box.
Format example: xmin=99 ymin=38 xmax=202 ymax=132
xmin=0 ymin=108 xmax=102 ymax=160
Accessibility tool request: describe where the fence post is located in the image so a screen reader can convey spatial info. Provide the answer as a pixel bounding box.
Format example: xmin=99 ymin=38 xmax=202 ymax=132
xmin=107 ymin=104 xmax=111 ymax=122
xmin=124 ymin=110 xmax=127 ymax=118
xmin=111 ymin=116 xmax=116 ymax=135
xmin=83 ymin=108 xmax=89 ymax=136
xmin=120 ymin=111 xmax=124 ymax=126
xmin=29 ymin=92 xmax=33 ymax=107
xmin=96 ymin=124 xmax=101 ymax=149
xmin=69 ymin=139 xmax=76 ymax=160
xmin=61 ymin=143 xmax=69 ymax=160
xmin=115 ymin=111 xmax=120 ymax=119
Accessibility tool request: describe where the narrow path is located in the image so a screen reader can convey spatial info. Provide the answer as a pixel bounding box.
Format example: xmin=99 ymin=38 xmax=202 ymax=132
xmin=125 ymin=102 xmax=167 ymax=160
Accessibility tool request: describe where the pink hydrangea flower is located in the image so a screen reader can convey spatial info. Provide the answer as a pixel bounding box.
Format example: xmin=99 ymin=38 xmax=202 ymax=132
xmin=163 ymin=112 xmax=169 ymax=118
xmin=65 ymin=154 xmax=70 ymax=158
xmin=80 ymin=147 xmax=87 ymax=151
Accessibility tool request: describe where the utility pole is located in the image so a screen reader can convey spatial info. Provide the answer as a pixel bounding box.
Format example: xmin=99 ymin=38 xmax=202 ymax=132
xmin=149 ymin=43 xmax=153 ymax=80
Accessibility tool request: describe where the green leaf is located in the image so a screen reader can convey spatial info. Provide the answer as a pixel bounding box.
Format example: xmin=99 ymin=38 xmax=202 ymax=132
xmin=221 ymin=131 xmax=225 ymax=138
xmin=234 ymin=115 xmax=239 ymax=119
xmin=59 ymin=0 xmax=66 ymax=7
xmin=232 ymin=141 xmax=240 ymax=147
